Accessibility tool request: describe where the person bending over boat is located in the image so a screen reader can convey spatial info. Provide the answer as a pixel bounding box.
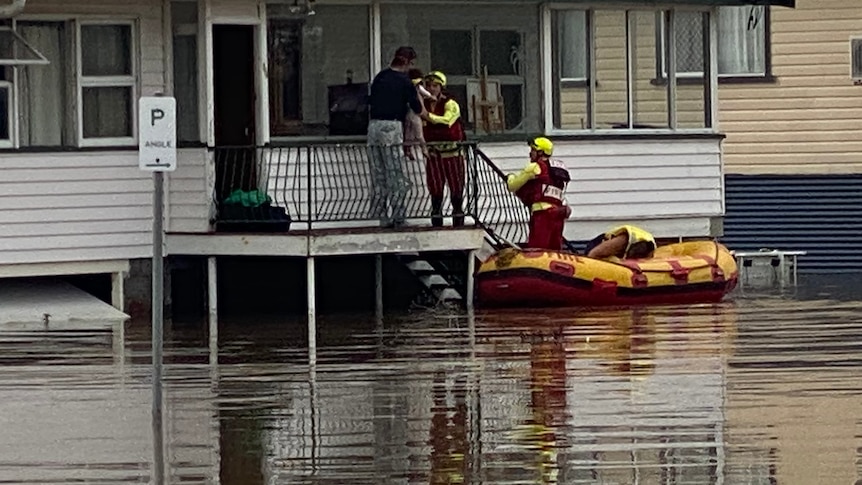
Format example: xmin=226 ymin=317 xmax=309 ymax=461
xmin=585 ymin=224 xmax=657 ymax=260
xmin=506 ymin=137 xmax=572 ymax=250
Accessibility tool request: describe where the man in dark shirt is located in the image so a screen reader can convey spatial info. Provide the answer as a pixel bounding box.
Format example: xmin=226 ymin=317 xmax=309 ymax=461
xmin=367 ymin=46 xmax=426 ymax=228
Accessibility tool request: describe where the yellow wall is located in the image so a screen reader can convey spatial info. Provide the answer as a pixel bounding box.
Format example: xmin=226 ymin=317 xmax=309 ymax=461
xmin=559 ymin=10 xmax=706 ymax=131
xmin=719 ymin=1 xmax=862 ymax=174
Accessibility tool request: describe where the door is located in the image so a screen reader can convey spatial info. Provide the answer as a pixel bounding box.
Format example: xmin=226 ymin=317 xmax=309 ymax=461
xmin=213 ymin=24 xmax=255 ymax=145
xmin=212 ymin=25 xmax=257 ymax=206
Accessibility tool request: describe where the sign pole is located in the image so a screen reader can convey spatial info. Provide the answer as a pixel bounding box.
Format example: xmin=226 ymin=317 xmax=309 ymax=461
xmin=138 ymin=94 xmax=176 ymax=485
xmin=151 ymin=169 xmax=165 ymax=485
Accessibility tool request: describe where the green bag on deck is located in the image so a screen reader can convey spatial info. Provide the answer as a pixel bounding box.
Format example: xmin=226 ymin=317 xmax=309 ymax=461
xmin=223 ymin=189 xmax=272 ymax=208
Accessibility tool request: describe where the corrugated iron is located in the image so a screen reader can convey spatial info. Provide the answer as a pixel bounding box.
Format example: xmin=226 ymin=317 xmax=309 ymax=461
xmin=722 ymin=174 xmax=862 ymax=274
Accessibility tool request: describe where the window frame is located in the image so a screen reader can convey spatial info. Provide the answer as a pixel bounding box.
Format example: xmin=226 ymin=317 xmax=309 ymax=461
xmin=75 ymin=19 xmax=138 ymax=148
xmin=0 ymin=80 xmax=13 ymax=149
xmin=655 ymin=5 xmax=772 ymax=83
xmin=542 ymin=4 xmax=719 ymax=136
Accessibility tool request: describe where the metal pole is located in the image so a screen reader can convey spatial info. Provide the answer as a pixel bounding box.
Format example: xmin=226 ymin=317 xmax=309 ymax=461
xmin=466 ymin=250 xmax=476 ymax=313
xmin=307 ymin=256 xmax=317 ymax=367
xmin=151 ymin=170 xmax=166 ymax=485
xmin=375 ymin=254 xmax=383 ymax=323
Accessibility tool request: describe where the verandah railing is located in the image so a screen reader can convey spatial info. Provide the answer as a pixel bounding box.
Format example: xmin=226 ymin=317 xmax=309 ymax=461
xmin=211 ymin=142 xmax=530 ymax=245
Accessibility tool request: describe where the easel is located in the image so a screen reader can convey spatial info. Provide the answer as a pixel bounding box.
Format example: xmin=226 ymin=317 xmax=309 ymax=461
xmin=469 ymin=66 xmax=506 ymax=134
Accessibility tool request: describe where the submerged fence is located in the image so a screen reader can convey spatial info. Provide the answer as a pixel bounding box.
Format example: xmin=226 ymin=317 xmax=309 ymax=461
xmin=212 ymin=142 xmax=529 ymax=243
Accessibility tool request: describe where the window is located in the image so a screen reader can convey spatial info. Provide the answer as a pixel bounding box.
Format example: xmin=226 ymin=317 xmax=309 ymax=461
xmin=78 ymin=22 xmax=136 ymax=145
xmin=266 ymin=4 xmax=370 ymax=138
xmin=17 ymin=21 xmax=70 ymax=147
xmin=172 ymin=1 xmax=200 ymax=143
xmin=555 ymin=10 xmax=588 ymax=82
xmin=5 ymin=19 xmax=138 ymax=149
xmin=551 ymin=10 xmax=588 ymax=130
xmin=659 ymin=6 xmax=768 ymax=78
xmin=550 ymin=8 xmax=714 ymax=132
xmin=381 ymin=3 xmax=540 ymax=136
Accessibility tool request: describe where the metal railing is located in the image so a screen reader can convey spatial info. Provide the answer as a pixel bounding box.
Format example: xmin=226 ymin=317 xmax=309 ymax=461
xmin=211 ymin=142 xmax=530 ymax=245
xmin=471 ymin=147 xmax=531 ymax=247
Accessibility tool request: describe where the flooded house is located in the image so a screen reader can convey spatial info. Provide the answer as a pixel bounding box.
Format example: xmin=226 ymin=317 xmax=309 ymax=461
xmin=0 ymin=0 xmax=795 ymax=318
xmin=716 ymin=0 xmax=862 ymax=274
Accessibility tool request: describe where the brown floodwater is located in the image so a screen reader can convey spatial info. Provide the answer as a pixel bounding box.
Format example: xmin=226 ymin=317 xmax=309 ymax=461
xmin=0 ymin=276 xmax=860 ymax=484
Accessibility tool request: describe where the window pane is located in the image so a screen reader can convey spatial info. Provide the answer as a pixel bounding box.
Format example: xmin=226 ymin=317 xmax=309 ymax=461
xmin=381 ymin=3 xmax=540 ymax=135
xmin=593 ymin=10 xmax=627 ymax=129
xmin=480 ymin=30 xmax=521 ymax=76
xmin=17 ymin=21 xmax=67 ymax=147
xmin=266 ymin=4 xmax=370 ymax=137
xmin=552 ymin=9 xmax=587 ymax=130
xmin=173 ymin=35 xmax=199 ymax=142
xmin=82 ymin=86 xmax=132 ymax=138
xmin=81 ymin=24 xmax=132 ymax=76
xmin=673 ymin=12 xmax=709 ymax=129
xmin=632 ymin=11 xmax=667 ymax=129
xmin=674 ymin=11 xmax=704 ymax=74
xmin=557 ymin=10 xmax=587 ymax=80
xmin=172 ymin=0 xmax=199 ymax=143
xmin=431 ymin=30 xmax=472 ymax=76
xmin=717 ymin=6 xmax=766 ymax=75
xmin=171 ymin=0 xmax=198 ymax=25
xmin=0 ymin=85 xmax=9 ymax=140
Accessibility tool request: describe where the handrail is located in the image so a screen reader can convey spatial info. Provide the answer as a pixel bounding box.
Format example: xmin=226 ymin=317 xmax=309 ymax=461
xmin=209 ymin=142 xmax=530 ymax=248
xmin=471 ymin=147 xmax=531 ymax=248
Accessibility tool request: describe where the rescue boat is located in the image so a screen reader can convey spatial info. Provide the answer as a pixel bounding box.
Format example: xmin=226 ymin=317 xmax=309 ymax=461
xmin=475 ymin=240 xmax=738 ymax=307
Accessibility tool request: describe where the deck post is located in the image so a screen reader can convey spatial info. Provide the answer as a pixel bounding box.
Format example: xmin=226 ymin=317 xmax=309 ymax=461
xmin=111 ymin=271 xmax=125 ymax=312
xmin=207 ymin=256 xmax=218 ymax=363
xmin=375 ymin=254 xmax=383 ymax=322
xmin=466 ymin=250 xmax=476 ymax=313
xmin=307 ymin=256 xmax=317 ymax=367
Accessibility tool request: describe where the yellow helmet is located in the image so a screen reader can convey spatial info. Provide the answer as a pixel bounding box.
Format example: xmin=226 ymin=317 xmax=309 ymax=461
xmin=529 ymin=137 xmax=554 ymax=156
xmin=425 ymin=70 xmax=447 ymax=87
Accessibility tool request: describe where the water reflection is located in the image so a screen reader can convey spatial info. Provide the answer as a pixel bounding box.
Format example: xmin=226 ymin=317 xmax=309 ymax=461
xmin=0 ymin=285 xmax=861 ymax=484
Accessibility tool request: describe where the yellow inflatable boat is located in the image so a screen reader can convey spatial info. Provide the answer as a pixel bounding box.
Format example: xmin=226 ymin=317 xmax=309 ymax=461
xmin=475 ymin=240 xmax=739 ymax=307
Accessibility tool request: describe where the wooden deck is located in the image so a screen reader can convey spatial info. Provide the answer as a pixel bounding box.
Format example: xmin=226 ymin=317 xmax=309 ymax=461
xmin=166 ymin=224 xmax=488 ymax=258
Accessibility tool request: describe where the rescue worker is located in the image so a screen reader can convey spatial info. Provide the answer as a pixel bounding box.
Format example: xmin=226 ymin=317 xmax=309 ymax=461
xmin=422 ymin=71 xmax=466 ymax=227
xmin=585 ymin=224 xmax=657 ymax=260
xmin=506 ymin=137 xmax=571 ymax=250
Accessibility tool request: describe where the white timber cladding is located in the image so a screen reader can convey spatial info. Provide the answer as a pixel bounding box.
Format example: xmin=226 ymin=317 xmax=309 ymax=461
xmin=478 ymin=139 xmax=723 ymax=240
xmin=0 ymin=149 xmax=209 ymax=265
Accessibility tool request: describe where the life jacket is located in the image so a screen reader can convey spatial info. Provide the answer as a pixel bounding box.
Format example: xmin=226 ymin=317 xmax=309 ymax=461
xmin=423 ymin=96 xmax=465 ymax=153
xmin=514 ymin=157 xmax=571 ymax=208
xmin=604 ymin=225 xmax=656 ymax=259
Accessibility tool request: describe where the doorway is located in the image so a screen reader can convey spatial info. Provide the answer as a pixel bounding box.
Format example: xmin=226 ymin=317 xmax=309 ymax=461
xmin=212 ymin=24 xmax=257 ymax=205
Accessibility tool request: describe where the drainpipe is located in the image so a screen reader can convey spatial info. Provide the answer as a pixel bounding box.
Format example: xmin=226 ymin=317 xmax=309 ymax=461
xmin=0 ymin=0 xmax=26 ymax=18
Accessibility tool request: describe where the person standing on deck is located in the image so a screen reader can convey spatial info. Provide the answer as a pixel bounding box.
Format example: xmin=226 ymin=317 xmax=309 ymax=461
xmin=422 ymin=71 xmax=466 ymax=228
xmin=367 ymin=46 xmax=427 ymax=228
xmin=505 ymin=137 xmax=572 ymax=250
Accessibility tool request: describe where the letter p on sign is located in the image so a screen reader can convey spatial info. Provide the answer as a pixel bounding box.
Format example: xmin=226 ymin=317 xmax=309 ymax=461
xmin=138 ymin=96 xmax=177 ymax=172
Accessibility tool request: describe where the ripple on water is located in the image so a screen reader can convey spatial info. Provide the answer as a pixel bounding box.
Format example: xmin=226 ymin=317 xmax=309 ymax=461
xmin=0 ymin=284 xmax=861 ymax=484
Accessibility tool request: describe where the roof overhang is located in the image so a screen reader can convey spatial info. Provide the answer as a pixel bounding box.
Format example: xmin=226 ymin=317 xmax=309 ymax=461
xmin=556 ymin=0 xmax=795 ymax=6
xmin=0 ymin=27 xmax=49 ymax=66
